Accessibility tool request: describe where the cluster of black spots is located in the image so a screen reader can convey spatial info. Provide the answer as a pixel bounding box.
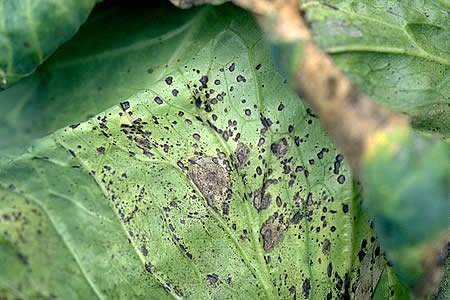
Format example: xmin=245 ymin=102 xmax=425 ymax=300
xmin=303 ymin=278 xmax=311 ymax=299
xmin=317 ymin=148 xmax=329 ymax=159
xmin=270 ymin=138 xmax=289 ymax=159
xmin=199 ymin=76 xmax=208 ymax=88
xmin=333 ymin=154 xmax=344 ymax=174
xmin=260 ymin=114 xmax=273 ymax=128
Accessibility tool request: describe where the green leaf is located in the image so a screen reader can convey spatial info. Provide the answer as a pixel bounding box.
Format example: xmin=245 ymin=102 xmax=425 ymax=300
xmin=0 ymin=1 xmax=225 ymax=149
xmin=0 ymin=0 xmax=97 ymax=89
xmin=0 ymin=4 xmax=410 ymax=298
xmin=303 ymin=0 xmax=450 ymax=139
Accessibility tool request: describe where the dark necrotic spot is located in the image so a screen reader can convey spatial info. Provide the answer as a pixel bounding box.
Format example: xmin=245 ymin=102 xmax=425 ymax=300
xmin=141 ymin=246 xmax=148 ymax=256
xmin=145 ymin=262 xmax=152 ymax=273
xmin=278 ymin=103 xmax=285 ymax=111
xmin=327 ymin=263 xmax=333 ymax=277
xmin=236 ymin=75 xmax=246 ymax=82
xmin=327 ymin=292 xmax=332 ymax=300
xmin=165 ymin=76 xmax=173 ymax=85
xmin=96 ymin=147 xmax=105 ymax=155
xmin=147 ymin=68 xmax=153 ymax=73
xmin=214 ymin=79 xmax=220 ymax=85
xmin=154 ymin=97 xmax=163 ymax=105
xmin=200 ymin=76 xmax=208 ymax=88
xmin=292 ymin=211 xmax=302 ymax=224
xmin=358 ymin=250 xmax=366 ymax=262
xmin=337 ymin=175 xmax=346 ymax=184
xmin=375 ymin=246 xmax=381 ymax=257
xmin=229 ymin=63 xmax=235 ymax=72
xmin=120 ymin=101 xmax=130 ymax=111
xmin=361 ymin=239 xmax=367 ymax=249
xmin=244 ymin=109 xmax=251 ymax=116
xmin=256 ymin=64 xmax=262 ymax=70
xmin=303 ymin=279 xmax=311 ymax=299
xmin=258 ymin=138 xmax=265 ymax=147
xmin=207 ymin=274 xmax=219 ymax=285
xmin=195 ymin=97 xmax=202 ymax=108
xmin=172 ymin=89 xmax=179 ymax=96
xmin=18 ymin=253 xmax=28 ymax=265
xmin=330 ymin=226 xmax=336 ymax=232
xmin=192 ymin=133 xmax=201 ymax=140
xmin=342 ymin=204 xmax=349 ymax=213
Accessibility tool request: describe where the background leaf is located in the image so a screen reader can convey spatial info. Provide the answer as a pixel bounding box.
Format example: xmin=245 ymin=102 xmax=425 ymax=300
xmin=0 ymin=0 xmax=98 ymax=89
xmin=302 ymin=0 xmax=450 ymax=139
xmin=0 ymin=1 xmax=224 ymax=149
xmin=0 ymin=3 xmax=410 ymax=299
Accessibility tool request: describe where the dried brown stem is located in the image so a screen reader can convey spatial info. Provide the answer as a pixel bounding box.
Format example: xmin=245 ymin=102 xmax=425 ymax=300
xmin=233 ymin=0 xmax=409 ymax=173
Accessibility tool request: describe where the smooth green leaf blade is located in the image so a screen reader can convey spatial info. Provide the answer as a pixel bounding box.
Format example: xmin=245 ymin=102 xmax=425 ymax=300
xmin=0 ymin=0 xmax=97 ymax=89
xmin=0 ymin=1 xmax=225 ymax=149
xmin=0 ymin=5 xmax=410 ymax=298
xmin=303 ymin=0 xmax=450 ymax=138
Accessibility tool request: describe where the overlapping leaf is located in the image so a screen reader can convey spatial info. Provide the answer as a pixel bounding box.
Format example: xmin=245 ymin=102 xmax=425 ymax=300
xmin=303 ymin=0 xmax=450 ymax=139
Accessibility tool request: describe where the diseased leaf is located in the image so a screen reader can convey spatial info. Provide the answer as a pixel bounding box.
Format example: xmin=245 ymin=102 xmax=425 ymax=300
xmin=303 ymin=0 xmax=450 ymax=138
xmin=0 ymin=4 xmax=410 ymax=299
xmin=0 ymin=0 xmax=97 ymax=88
xmin=0 ymin=1 xmax=225 ymax=149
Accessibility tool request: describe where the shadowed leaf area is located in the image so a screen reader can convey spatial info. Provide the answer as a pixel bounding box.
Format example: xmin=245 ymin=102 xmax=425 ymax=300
xmin=0 ymin=0 xmax=97 ymax=88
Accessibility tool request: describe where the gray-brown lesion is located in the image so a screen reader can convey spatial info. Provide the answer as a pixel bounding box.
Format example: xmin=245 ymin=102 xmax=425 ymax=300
xmin=188 ymin=156 xmax=232 ymax=214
